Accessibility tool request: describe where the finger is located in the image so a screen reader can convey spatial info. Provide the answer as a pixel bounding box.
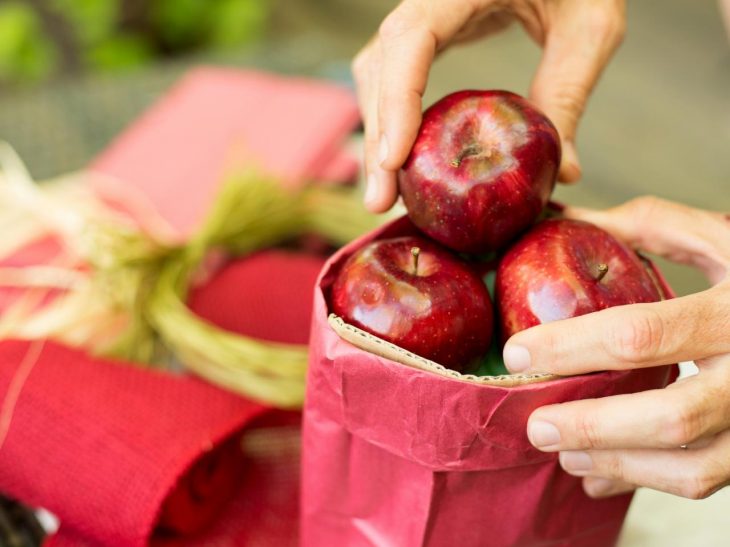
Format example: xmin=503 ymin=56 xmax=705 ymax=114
xmin=376 ymin=3 xmax=436 ymax=172
xmin=564 ymin=197 xmax=730 ymax=284
xmin=503 ymin=287 xmax=730 ymax=375
xmin=353 ymin=40 xmax=399 ymax=213
xmin=527 ymin=361 xmax=730 ymax=451
xmin=529 ymin=1 xmax=626 ymax=183
xmin=375 ymin=0 xmax=489 ymax=172
xmin=582 ymin=477 xmax=635 ymax=498
xmin=352 ymin=36 xmax=376 ymax=115
xmin=558 ymin=428 xmax=730 ymax=499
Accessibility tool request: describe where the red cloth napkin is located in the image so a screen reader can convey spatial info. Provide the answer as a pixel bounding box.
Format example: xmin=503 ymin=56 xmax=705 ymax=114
xmin=188 ymin=249 xmax=326 ymax=345
xmin=90 ymin=67 xmax=361 ymax=242
xmin=0 ymin=339 xmax=267 ymax=546
xmin=0 ymin=249 xmax=326 ymax=546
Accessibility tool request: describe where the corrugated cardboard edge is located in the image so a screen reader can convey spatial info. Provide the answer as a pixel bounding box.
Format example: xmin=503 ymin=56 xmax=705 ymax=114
xmin=328 ymin=314 xmax=559 ymax=387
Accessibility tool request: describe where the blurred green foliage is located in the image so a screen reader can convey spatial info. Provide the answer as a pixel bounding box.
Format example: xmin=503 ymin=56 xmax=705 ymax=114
xmin=0 ymin=0 xmax=269 ymax=87
xmin=149 ymin=0 xmax=267 ymax=50
xmin=0 ymin=2 xmax=58 ymax=83
xmin=52 ymin=0 xmax=119 ymax=46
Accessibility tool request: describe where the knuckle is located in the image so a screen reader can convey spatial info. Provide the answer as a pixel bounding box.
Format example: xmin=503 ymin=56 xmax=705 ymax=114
xmin=608 ymin=308 xmax=665 ymax=363
xmin=602 ymin=452 xmax=625 ymax=480
xmin=534 ymin=331 xmax=563 ymax=373
xmin=378 ymin=11 xmax=413 ymax=41
xmin=574 ymin=412 xmax=605 ymax=449
xmin=621 ymin=196 xmax=666 ymax=241
xmin=587 ymin=2 xmax=626 ymax=47
xmin=548 ymin=83 xmax=588 ymax=132
xmin=662 ymin=403 xmax=704 ymax=447
xmin=680 ymin=465 xmax=719 ymax=500
xmin=625 ymin=195 xmax=663 ymax=222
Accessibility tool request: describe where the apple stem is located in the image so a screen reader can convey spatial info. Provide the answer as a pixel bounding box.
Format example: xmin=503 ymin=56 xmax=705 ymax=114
xmin=451 ymin=144 xmax=484 ymax=168
xmin=595 ymin=263 xmax=609 ymax=282
xmin=411 ymin=247 xmax=421 ymax=275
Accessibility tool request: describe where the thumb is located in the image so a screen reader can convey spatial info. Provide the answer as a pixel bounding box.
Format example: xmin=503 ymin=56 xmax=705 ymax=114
xmin=529 ymin=1 xmax=626 ymax=183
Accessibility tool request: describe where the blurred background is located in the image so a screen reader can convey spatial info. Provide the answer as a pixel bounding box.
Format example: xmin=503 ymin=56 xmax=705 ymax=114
xmin=0 ymin=1 xmax=728 ymax=297
xmin=0 ymin=1 xmax=728 ymax=544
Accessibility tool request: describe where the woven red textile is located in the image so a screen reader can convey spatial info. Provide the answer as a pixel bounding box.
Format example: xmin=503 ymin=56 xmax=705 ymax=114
xmin=0 ymin=340 xmax=267 ymax=546
xmin=48 ymin=412 xmax=303 ymax=547
xmin=0 ymin=250 xmax=324 ymax=546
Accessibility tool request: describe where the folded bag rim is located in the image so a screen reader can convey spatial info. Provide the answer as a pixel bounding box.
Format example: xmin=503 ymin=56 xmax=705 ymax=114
xmin=319 ymin=213 xmax=675 ymax=387
xmin=310 ymin=214 xmax=677 ymax=470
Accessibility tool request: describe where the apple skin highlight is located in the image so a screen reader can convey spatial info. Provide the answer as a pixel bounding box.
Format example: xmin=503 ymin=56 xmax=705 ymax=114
xmin=496 ymin=218 xmax=663 ymax=341
xmin=330 ymin=236 xmax=493 ymax=372
xmin=399 ymin=90 xmax=561 ymax=254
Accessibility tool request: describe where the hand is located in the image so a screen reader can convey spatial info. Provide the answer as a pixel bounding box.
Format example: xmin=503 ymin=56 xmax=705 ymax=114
xmin=353 ymin=0 xmax=626 ymax=213
xmin=503 ymin=197 xmax=730 ymax=499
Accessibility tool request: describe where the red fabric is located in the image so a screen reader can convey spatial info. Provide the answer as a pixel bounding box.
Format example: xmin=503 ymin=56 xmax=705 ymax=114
xmin=1 ymin=68 xmax=354 ymax=546
xmin=46 ymin=411 xmax=303 ymax=547
xmin=189 ymin=250 xmax=326 ymax=345
xmin=0 ymin=235 xmax=68 ymax=312
xmin=302 ymin=216 xmax=677 ymax=547
xmin=0 ymin=248 xmax=326 ymax=546
xmin=89 ymin=67 xmax=360 ymax=242
xmin=155 ymin=436 xmax=246 ymax=536
xmin=0 ymin=65 xmax=359 ymax=545
xmin=0 ymin=340 xmax=267 ymax=546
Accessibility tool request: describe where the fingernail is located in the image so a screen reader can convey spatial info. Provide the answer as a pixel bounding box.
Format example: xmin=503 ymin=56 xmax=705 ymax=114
xmin=560 ymin=451 xmax=593 ymax=474
xmin=527 ymin=420 xmax=561 ymax=448
xmin=364 ymin=173 xmax=378 ymax=206
xmin=584 ymin=477 xmax=614 ymax=498
xmin=378 ymin=134 xmax=389 ymax=166
xmin=503 ymin=344 xmax=531 ymax=373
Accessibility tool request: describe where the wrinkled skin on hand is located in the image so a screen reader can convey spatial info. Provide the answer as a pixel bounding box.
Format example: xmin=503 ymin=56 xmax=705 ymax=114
xmin=353 ymin=0 xmax=626 ymax=212
xmin=503 ymin=197 xmax=730 ymax=500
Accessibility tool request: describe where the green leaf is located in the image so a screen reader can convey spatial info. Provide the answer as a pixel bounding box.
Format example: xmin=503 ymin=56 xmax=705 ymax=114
xmin=473 ymin=338 xmax=509 ymax=376
xmin=483 ymin=269 xmax=497 ymax=299
xmin=470 ymin=268 xmax=509 ymax=376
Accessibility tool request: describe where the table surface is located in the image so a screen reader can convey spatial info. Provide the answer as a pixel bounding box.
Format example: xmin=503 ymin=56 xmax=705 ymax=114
xmin=0 ymin=1 xmax=728 ymax=544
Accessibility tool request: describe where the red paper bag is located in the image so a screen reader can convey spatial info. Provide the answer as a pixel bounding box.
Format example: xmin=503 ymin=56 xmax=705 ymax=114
xmin=301 ymin=217 xmax=675 ymax=547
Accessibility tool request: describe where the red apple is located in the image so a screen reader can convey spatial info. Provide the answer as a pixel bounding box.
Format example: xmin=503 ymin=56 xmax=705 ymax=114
xmin=496 ymin=218 xmax=662 ymax=340
xmin=331 ymin=236 xmax=493 ymax=372
xmin=399 ymin=90 xmax=561 ymax=254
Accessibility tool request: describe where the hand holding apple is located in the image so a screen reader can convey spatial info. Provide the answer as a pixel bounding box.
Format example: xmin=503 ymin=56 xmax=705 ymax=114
xmin=353 ymin=0 xmax=628 ymax=213
xmin=496 ymin=217 xmax=662 ymax=340
xmin=501 ymin=198 xmax=730 ymax=500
